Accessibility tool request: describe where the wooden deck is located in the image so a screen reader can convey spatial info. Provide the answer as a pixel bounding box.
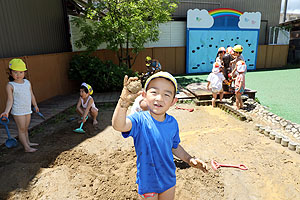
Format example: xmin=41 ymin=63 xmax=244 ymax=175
xmin=186 ymin=82 xmax=257 ymax=100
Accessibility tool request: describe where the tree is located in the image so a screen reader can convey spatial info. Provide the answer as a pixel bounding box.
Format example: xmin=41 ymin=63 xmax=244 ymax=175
xmin=72 ymin=0 xmax=178 ymax=68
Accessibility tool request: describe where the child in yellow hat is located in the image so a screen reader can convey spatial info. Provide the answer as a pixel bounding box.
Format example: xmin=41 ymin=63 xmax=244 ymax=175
xmin=0 ymin=58 xmax=40 ymax=153
xmin=229 ymin=45 xmax=246 ymax=77
xmin=145 ymin=56 xmax=161 ymax=76
xmin=76 ymin=83 xmax=98 ymax=126
xmin=235 ymin=61 xmax=247 ymax=110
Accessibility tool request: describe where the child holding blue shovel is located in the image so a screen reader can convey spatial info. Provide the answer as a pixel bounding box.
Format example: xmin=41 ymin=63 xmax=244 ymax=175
xmin=76 ymin=83 xmax=98 ymax=126
xmin=0 ymin=58 xmax=39 ymax=152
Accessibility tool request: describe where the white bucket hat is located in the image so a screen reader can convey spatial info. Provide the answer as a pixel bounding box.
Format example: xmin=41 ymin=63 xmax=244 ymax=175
xmin=236 ymin=60 xmax=246 ymax=73
xmin=212 ymin=62 xmax=221 ymax=74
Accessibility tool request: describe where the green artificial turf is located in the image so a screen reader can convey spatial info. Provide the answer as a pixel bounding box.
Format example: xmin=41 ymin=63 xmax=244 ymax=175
xmin=176 ymin=68 xmax=300 ymax=124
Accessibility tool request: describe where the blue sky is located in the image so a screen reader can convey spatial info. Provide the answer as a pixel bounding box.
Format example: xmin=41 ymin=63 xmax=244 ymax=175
xmin=281 ymin=0 xmax=300 ymax=13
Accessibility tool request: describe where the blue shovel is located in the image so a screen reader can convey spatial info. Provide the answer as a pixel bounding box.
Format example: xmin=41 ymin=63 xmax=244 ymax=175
xmin=0 ymin=117 xmax=18 ymax=148
xmin=33 ymin=107 xmax=46 ymax=120
xmin=73 ymin=116 xmax=88 ymax=133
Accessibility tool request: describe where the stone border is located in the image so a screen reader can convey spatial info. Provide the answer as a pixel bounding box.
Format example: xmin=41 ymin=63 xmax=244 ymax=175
xmin=255 ymin=124 xmax=300 ymax=154
xmin=241 ymin=97 xmax=300 ymax=140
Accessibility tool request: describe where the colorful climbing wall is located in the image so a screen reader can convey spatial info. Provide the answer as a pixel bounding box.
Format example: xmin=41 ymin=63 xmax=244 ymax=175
xmin=186 ymin=8 xmax=261 ymax=73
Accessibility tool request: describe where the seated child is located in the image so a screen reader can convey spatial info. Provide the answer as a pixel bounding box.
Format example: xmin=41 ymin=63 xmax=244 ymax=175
xmin=207 ymin=62 xmax=228 ymax=107
xmin=112 ymin=71 xmax=208 ymax=199
xmin=235 ymin=61 xmax=246 ymax=110
xmin=145 ymin=56 xmax=161 ymax=76
xmin=76 ymin=83 xmax=98 ymax=125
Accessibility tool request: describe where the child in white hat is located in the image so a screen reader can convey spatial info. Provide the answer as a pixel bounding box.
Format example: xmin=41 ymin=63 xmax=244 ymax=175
xmin=235 ymin=61 xmax=246 ymax=110
xmin=207 ymin=62 xmax=228 ymax=107
xmin=215 ymin=47 xmax=226 ymax=66
xmin=112 ymin=71 xmax=208 ymax=199
xmin=76 ymin=83 xmax=98 ymax=126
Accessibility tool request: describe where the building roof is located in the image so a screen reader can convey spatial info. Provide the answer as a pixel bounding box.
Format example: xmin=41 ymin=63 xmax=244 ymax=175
xmin=279 ymin=18 xmax=300 ymax=27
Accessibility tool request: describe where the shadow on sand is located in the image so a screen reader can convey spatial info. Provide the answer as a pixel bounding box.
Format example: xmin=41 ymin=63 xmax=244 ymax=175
xmin=0 ymin=103 xmax=116 ymax=199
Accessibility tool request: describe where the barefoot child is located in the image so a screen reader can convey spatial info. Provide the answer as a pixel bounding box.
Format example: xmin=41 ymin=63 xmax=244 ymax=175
xmin=235 ymin=61 xmax=246 ymax=110
xmin=76 ymin=83 xmax=98 ymax=126
xmin=112 ymin=71 xmax=208 ymax=199
xmin=0 ymin=58 xmax=39 ymax=152
xmin=230 ymin=44 xmax=246 ymax=77
xmin=215 ymin=47 xmax=226 ymax=66
xmin=207 ymin=62 xmax=228 ymax=107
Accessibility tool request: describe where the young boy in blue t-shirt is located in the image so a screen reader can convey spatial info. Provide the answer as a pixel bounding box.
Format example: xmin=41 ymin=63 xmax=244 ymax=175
xmin=112 ymin=71 xmax=208 ymax=199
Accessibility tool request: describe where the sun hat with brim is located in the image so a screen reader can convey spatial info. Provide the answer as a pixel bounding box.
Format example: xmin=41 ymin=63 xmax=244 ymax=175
xmin=144 ymin=71 xmax=177 ymax=93
xmin=9 ymin=59 xmax=27 ymax=71
xmin=212 ymin=67 xmax=220 ymax=74
xmin=236 ymin=60 xmax=246 ymax=73
xmin=213 ymin=62 xmax=221 ymax=68
xmin=212 ymin=62 xmax=221 ymax=74
xmin=81 ymin=82 xmax=93 ymax=95
xmin=233 ymin=45 xmax=243 ymax=53
xmin=218 ymin=47 xmax=226 ymax=53
xmin=226 ymin=47 xmax=234 ymax=55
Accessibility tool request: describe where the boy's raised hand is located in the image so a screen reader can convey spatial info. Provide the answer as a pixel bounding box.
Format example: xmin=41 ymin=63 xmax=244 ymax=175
xmin=119 ymin=75 xmax=142 ymax=108
xmin=189 ymin=157 xmax=209 ymax=172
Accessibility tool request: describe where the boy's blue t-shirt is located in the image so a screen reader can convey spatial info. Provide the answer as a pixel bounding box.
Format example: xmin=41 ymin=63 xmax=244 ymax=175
xmin=122 ymin=111 xmax=180 ymax=194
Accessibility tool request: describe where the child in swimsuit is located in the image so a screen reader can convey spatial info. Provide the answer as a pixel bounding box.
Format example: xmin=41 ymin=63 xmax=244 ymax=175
xmin=76 ymin=83 xmax=98 ymax=125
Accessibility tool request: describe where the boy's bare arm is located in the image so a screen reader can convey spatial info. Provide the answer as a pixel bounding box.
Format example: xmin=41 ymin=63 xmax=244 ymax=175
xmin=173 ymin=144 xmax=208 ymax=172
xmin=112 ymin=75 xmax=141 ymax=132
xmin=112 ymin=101 xmax=132 ymax=132
xmin=172 ymin=144 xmax=192 ymax=163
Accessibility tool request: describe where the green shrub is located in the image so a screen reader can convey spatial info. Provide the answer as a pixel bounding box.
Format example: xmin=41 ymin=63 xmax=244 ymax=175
xmin=68 ymin=54 xmax=137 ymax=92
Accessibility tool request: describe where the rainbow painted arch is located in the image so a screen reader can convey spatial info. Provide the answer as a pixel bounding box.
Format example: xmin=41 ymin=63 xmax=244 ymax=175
xmin=209 ymin=8 xmax=243 ymax=18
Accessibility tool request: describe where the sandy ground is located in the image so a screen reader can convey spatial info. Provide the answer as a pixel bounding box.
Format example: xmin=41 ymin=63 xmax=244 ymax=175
xmin=0 ymin=103 xmax=300 ymax=200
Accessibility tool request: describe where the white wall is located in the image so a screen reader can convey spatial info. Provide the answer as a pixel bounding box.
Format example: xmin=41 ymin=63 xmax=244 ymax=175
xmin=144 ymin=21 xmax=186 ymax=47
xmin=69 ymin=15 xmax=186 ymax=52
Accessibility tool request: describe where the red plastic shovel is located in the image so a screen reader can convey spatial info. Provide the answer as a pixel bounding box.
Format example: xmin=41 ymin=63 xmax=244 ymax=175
xmin=175 ymin=106 xmax=194 ymax=112
xmin=211 ymin=160 xmax=248 ymax=170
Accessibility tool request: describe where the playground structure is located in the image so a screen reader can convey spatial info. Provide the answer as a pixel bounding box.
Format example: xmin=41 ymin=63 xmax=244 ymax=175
xmin=186 ymin=8 xmax=261 ymax=73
